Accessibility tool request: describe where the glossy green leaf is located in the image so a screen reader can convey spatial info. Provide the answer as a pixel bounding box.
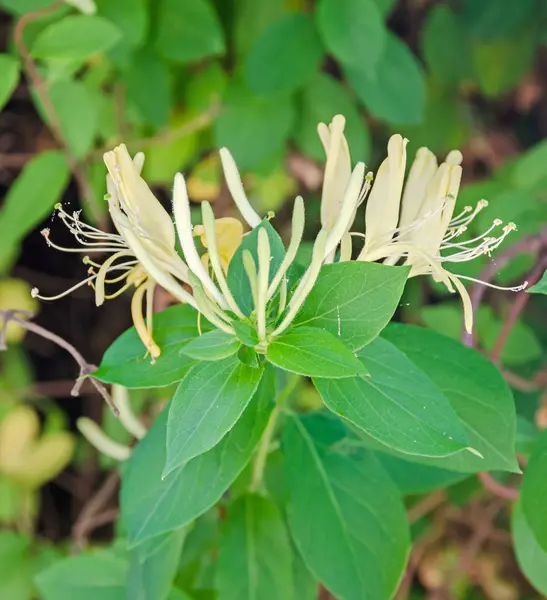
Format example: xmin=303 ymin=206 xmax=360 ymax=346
xmin=527 ymin=270 xmax=547 ymax=294
xmin=316 ymin=0 xmax=385 ymax=73
xmin=35 ymin=551 xmax=128 ymax=600
xmin=94 ymin=304 xmax=202 ymax=388
xmin=293 ymin=261 xmax=409 ymax=351
xmin=31 ymin=15 xmax=122 ymax=60
xmin=521 ymin=431 xmax=547 ymax=552
xmin=0 ymin=55 xmax=19 ymax=111
xmin=512 ymin=500 xmax=547 ymax=595
xmin=216 ymin=494 xmax=293 ymax=600
xmin=383 ymin=324 xmax=519 ymax=472
xmin=46 ymin=80 xmax=98 ymax=158
xmin=227 ymin=219 xmax=286 ymax=316
xmin=155 ymin=0 xmax=225 ymax=63
xmin=346 ymin=33 xmax=426 ymax=125
xmin=315 ymin=337 xmax=469 ymax=458
xmin=245 ymin=13 xmax=324 ymax=95
xmin=0 ymin=151 xmax=70 ymax=272
xmin=268 ymin=326 xmax=366 ymax=378
xmin=165 ymin=357 xmax=264 ymax=473
xmin=121 ymin=366 xmax=275 ymax=545
xmin=182 ymin=330 xmax=240 ymax=361
xmin=294 ymin=73 xmax=370 ymax=162
xmin=283 ymin=413 xmax=410 ymax=600
xmin=214 ymin=81 xmax=295 ymax=170
xmin=127 ymin=530 xmax=186 ymax=600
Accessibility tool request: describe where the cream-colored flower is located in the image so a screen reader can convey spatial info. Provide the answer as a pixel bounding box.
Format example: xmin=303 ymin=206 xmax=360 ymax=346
xmin=193 ymin=217 xmax=244 ymax=274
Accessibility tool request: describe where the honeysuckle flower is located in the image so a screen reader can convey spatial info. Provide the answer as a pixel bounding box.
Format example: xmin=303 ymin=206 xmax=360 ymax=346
xmin=351 ymin=134 xmax=527 ymax=332
xmin=193 ymin=217 xmax=244 ymax=274
xmin=33 ymin=144 xmax=196 ymax=360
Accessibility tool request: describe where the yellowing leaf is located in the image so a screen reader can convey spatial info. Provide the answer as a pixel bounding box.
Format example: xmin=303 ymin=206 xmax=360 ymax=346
xmin=0 ymin=279 xmax=38 ymax=343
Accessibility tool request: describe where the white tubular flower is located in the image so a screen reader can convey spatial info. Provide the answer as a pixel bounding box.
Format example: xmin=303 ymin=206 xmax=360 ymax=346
xmin=34 ymin=145 xmax=196 ymax=359
xmin=352 ymin=140 xmax=527 ymax=333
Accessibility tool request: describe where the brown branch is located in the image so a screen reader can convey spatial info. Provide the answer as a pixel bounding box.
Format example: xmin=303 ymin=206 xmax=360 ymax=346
xmin=13 ymin=2 xmax=107 ymax=228
xmin=407 ymin=490 xmax=447 ymax=523
xmin=0 ymin=309 xmax=117 ymax=415
xmin=477 ymin=471 xmax=519 ymax=501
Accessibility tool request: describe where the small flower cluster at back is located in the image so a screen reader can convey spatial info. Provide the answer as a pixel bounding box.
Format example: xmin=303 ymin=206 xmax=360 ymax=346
xmin=33 ymin=114 xmax=526 ymax=356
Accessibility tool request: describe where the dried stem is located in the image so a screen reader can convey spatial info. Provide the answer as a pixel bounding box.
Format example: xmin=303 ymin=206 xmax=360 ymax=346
xmin=13 ymin=2 xmax=107 ymax=228
xmin=0 ymin=309 xmax=117 ymax=415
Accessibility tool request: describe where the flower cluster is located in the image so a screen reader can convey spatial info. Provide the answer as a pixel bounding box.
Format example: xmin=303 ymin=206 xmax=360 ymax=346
xmin=34 ymin=114 xmax=524 ymax=355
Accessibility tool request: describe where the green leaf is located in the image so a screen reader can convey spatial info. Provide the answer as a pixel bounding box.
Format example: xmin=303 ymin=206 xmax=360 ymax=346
xmin=0 ymin=0 xmax=56 ymax=14
xmin=182 ymin=330 xmax=240 ymax=361
xmin=31 ymin=15 xmax=122 ymax=61
xmin=346 ymin=33 xmax=426 ymax=125
xmin=370 ymin=0 xmax=396 ymax=17
xmin=122 ymin=366 xmax=275 ymax=545
xmin=283 ymin=413 xmax=410 ymax=600
xmin=511 ymin=139 xmax=547 ymax=191
xmin=375 ymin=453 xmax=467 ymax=495
xmin=421 ymin=6 xmax=472 ymax=86
xmin=292 ymin=549 xmax=317 ymax=600
xmin=461 ymin=0 xmax=535 ymax=40
xmin=0 ymin=531 xmax=32 ymax=600
xmin=0 ymin=151 xmax=69 ymax=273
xmin=232 ymin=320 xmax=259 ymax=347
xmin=528 ymin=270 xmax=547 ymax=294
xmin=155 ymin=0 xmax=225 ymax=63
xmin=95 ymin=0 xmax=148 ymax=61
xmin=233 ymin=0 xmax=286 ymax=58
xmin=0 ymin=55 xmax=19 ymax=111
xmin=216 ymin=494 xmax=293 ymax=600
xmin=124 ymin=48 xmax=171 ymax=128
xmin=227 ymin=219 xmax=286 ymax=316
xmin=383 ymin=324 xmax=519 ymax=472
xmin=127 ymin=530 xmax=186 ymax=600
xmin=521 ymin=431 xmax=547 ymax=552
xmin=294 ymin=73 xmax=370 ymax=162
xmin=46 ymin=80 xmax=98 ymax=158
xmin=316 ymin=0 xmax=385 ymax=73
xmin=512 ymin=499 xmax=547 ymax=595
xmin=315 ymin=336 xmax=469 ymax=458
xmin=94 ymin=305 xmax=202 ymax=388
xmin=35 ymin=551 xmax=128 ymax=600
xmin=245 ymin=13 xmax=324 ymax=96
xmin=214 ymin=81 xmax=295 ymax=170
xmin=267 ymin=326 xmax=366 ymax=378
xmin=293 ymin=261 xmax=409 ymax=351
xmin=165 ymin=357 xmax=264 ymax=473
xmin=237 ymin=345 xmax=260 ymax=369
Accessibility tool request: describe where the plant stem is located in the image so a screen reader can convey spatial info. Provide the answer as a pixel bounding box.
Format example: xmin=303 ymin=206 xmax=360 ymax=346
xmin=250 ymin=374 xmax=299 ymax=493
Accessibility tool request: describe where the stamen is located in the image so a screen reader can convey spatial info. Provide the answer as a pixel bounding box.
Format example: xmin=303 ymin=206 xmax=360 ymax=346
xmin=130 ymin=283 xmax=161 ymax=361
xmin=455 ymin=275 xmax=528 ymax=292
xmin=31 ymin=273 xmax=98 ymax=301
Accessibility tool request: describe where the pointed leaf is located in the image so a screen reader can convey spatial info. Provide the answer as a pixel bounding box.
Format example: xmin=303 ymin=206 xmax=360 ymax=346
xmin=293 ymin=262 xmax=409 ymax=351
xmin=216 ymin=494 xmax=293 ymax=600
xmin=521 ymin=431 xmax=547 ymax=552
xmin=121 ymin=367 xmax=275 ymax=545
xmin=314 ymin=337 xmax=469 ymax=458
xmin=0 ymin=54 xmax=20 ymax=111
xmin=182 ymin=330 xmax=240 ymax=361
xmin=166 ymin=357 xmax=264 ymax=473
xmin=283 ymin=413 xmax=410 ymax=600
xmin=267 ymin=326 xmax=366 ymax=378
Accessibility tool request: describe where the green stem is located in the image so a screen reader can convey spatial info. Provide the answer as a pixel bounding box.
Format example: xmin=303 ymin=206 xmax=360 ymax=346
xmin=250 ymin=374 xmax=299 ymax=493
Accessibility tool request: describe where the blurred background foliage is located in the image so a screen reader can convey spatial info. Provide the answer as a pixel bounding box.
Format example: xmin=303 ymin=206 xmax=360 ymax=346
xmin=1 ymin=0 xmax=547 ymax=598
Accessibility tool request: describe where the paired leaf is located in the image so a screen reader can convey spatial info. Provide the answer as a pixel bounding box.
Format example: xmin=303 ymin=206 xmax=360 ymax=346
xmin=283 ymin=413 xmax=410 ymax=600
xmin=216 ymin=494 xmax=293 ymax=600
xmin=315 ymin=337 xmax=469 ymax=458
xmin=382 ymin=324 xmax=519 ymax=472
xmin=182 ymin=330 xmax=240 ymax=361
xmin=165 ymin=356 xmax=264 ymax=474
xmin=293 ymin=261 xmax=409 ymax=351
xmin=267 ymin=326 xmax=365 ymax=378
xmin=245 ymin=13 xmax=324 ymax=95
xmin=94 ymin=305 xmax=202 ymax=388
xmin=121 ymin=366 xmax=275 ymax=545
xmin=227 ymin=219 xmax=286 ymax=315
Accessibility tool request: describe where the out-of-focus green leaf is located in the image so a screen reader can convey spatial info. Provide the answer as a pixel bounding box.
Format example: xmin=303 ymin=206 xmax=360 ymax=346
xmin=0 ymin=531 xmax=32 ymax=600
xmin=462 ymin=0 xmax=535 ymax=40
xmin=522 ymin=431 xmax=547 ymax=552
xmin=421 ymin=5 xmax=472 ymax=86
xmin=155 ymin=0 xmax=225 ymax=64
xmin=0 ymin=0 xmax=55 ymax=15
xmin=370 ymin=0 xmax=396 ymax=17
xmin=528 ymin=270 xmax=547 ymax=294
xmin=31 ymin=15 xmax=122 ymax=60
xmin=294 ymin=73 xmax=370 ymax=162
xmin=0 ymin=55 xmax=20 ymax=112
xmin=124 ymin=48 xmax=171 ymax=128
xmin=185 ymin=61 xmax=227 ymax=112
xmin=233 ymin=0 xmax=286 ymax=57
xmin=215 ymin=81 xmax=295 ymax=171
xmin=513 ymin=499 xmax=547 ymax=595
xmin=511 ymin=139 xmax=547 ymax=191
xmin=346 ymin=33 xmax=426 ymax=125
xmin=45 ymin=80 xmax=98 ymax=158
xmin=316 ymin=0 xmax=385 ymax=73
xmin=95 ymin=0 xmax=148 ymax=59
xmin=0 ymin=151 xmax=70 ymax=273
xmin=245 ymin=13 xmax=323 ymax=95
